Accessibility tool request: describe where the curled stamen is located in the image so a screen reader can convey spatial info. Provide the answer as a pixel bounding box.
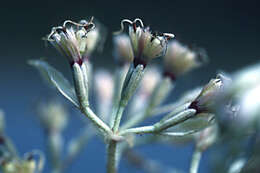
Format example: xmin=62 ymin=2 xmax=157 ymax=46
xmin=113 ymin=19 xmax=133 ymax=35
xmin=63 ymin=18 xmax=95 ymax=33
xmin=114 ymin=18 xmax=145 ymax=35
xmin=79 ymin=16 xmax=94 ymax=27
xmin=133 ymin=18 xmax=144 ymax=28
xmin=163 ymin=33 xmax=175 ymax=40
xmin=47 ymin=26 xmax=64 ymax=41
xmin=84 ymin=22 xmax=95 ymax=32
xmin=88 ymin=16 xmax=94 ymax=23
xmin=63 ymin=20 xmax=86 ymax=28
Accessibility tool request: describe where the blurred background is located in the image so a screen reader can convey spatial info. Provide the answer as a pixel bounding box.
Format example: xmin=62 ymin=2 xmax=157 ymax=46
xmin=0 ymin=0 xmax=259 ymax=172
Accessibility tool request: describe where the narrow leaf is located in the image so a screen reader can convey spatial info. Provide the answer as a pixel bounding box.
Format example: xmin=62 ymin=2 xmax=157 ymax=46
xmin=29 ymin=59 xmax=79 ymax=107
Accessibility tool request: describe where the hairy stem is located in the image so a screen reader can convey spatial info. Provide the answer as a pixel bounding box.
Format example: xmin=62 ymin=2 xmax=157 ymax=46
xmin=107 ymin=140 xmax=117 ymax=173
xmin=189 ymin=148 xmax=202 ymax=173
xmin=122 ymin=77 xmax=173 ymax=129
xmin=112 ymin=105 xmax=125 ymax=132
xmin=81 ymin=106 xmax=112 ymax=137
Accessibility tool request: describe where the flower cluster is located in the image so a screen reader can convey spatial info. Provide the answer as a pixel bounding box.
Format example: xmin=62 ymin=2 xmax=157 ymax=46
xmin=47 ymin=17 xmax=98 ymax=66
xmin=26 ymin=16 xmax=260 ymax=173
xmin=114 ymin=18 xmax=174 ymax=67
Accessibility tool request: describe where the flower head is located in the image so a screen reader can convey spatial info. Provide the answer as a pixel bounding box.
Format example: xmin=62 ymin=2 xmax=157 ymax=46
xmin=163 ymin=41 xmax=207 ymax=80
xmin=139 ymin=66 xmax=161 ymax=97
xmin=47 ymin=18 xmax=95 ymax=66
xmin=94 ymin=70 xmax=114 ymax=102
xmin=216 ymin=63 xmax=260 ymax=133
xmin=78 ymin=19 xmax=102 ymax=57
xmin=195 ymin=125 xmax=218 ymax=151
xmin=115 ymin=18 xmax=174 ymax=67
xmin=113 ymin=34 xmax=134 ymax=65
xmin=189 ymin=74 xmax=229 ymax=114
xmin=37 ymin=100 xmax=68 ymax=132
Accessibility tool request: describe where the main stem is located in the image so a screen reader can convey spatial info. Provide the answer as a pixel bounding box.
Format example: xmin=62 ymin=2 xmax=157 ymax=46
xmin=107 ymin=140 xmax=117 ymax=173
xmin=107 ymin=104 xmax=125 ymax=173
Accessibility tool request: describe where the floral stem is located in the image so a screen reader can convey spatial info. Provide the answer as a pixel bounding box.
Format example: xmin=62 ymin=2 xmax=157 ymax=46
xmin=119 ymin=126 xmax=155 ymax=136
xmin=189 ymin=148 xmax=202 ymax=173
xmin=112 ymin=105 xmax=125 ymax=132
xmin=121 ymin=77 xmax=174 ymax=129
xmin=81 ymin=107 xmax=112 ymax=137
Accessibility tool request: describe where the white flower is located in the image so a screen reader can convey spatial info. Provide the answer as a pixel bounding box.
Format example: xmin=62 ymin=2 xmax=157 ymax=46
xmin=163 ymin=41 xmax=207 ymax=79
xmin=47 ymin=18 xmax=95 ymax=65
xmin=113 ymin=34 xmax=134 ymax=64
xmin=37 ymin=100 xmax=68 ymax=132
xmin=139 ymin=66 xmax=161 ymax=97
xmin=195 ymin=125 xmax=218 ymax=151
xmin=218 ymin=63 xmax=260 ymax=132
xmin=189 ymin=74 xmax=228 ymax=114
xmin=115 ymin=18 xmax=174 ymax=67
xmin=79 ymin=19 xmax=101 ymax=57
xmin=94 ymin=70 xmax=114 ymax=102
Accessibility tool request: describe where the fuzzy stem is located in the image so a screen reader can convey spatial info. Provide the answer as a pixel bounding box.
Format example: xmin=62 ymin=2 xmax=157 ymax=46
xmin=189 ymin=148 xmax=202 ymax=173
xmin=119 ymin=126 xmax=155 ymax=136
xmin=110 ymin=66 xmax=128 ymax=128
xmin=72 ymin=63 xmax=112 ymax=137
xmin=81 ymin=106 xmax=112 ymax=136
xmin=112 ymin=105 xmax=125 ymax=132
xmin=107 ymin=140 xmax=117 ymax=173
xmin=121 ymin=77 xmax=173 ymax=129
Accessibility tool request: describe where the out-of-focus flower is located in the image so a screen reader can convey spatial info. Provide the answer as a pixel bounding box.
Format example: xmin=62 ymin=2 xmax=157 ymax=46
xmin=95 ymin=70 xmax=114 ymax=102
xmin=113 ymin=34 xmax=134 ymax=65
xmin=130 ymin=66 xmax=161 ymax=113
xmin=194 ymin=125 xmax=218 ymax=151
xmin=216 ymin=63 xmax=260 ymax=133
xmin=47 ymin=18 xmax=95 ymax=65
xmin=163 ymin=41 xmax=207 ymax=80
xmin=139 ymin=67 xmax=161 ymax=98
xmin=94 ymin=70 xmax=114 ymax=119
xmin=1 ymin=151 xmax=44 ymax=173
xmin=115 ymin=18 xmax=174 ymax=67
xmin=36 ymin=100 xmax=68 ymax=133
xmin=228 ymin=158 xmax=247 ymax=173
xmin=189 ymin=74 xmax=229 ymax=114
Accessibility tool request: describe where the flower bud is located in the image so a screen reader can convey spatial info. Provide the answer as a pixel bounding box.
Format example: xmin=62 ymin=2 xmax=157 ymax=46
xmin=163 ymin=41 xmax=207 ymax=80
xmin=113 ymin=34 xmax=134 ymax=64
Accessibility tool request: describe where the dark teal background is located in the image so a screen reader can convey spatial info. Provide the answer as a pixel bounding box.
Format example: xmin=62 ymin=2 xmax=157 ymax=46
xmin=0 ymin=0 xmax=259 ymax=172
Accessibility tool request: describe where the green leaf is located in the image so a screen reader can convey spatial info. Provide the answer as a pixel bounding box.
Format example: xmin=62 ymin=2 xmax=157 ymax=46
xmin=28 ymin=59 xmax=79 ymax=108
